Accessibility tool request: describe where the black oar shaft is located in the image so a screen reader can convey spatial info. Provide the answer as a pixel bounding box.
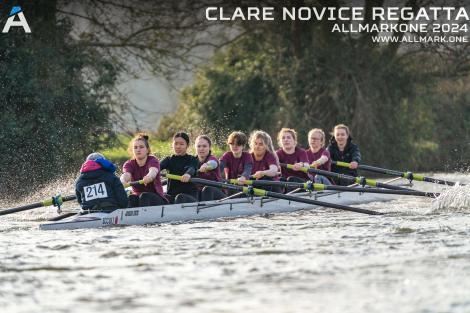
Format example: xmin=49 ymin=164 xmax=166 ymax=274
xmin=0 ymin=179 xmax=146 ymax=217
xmin=166 ymin=174 xmax=383 ymax=215
xmin=280 ymin=163 xmax=411 ymax=191
xmin=322 ymin=185 xmax=438 ymax=197
xmin=241 ymin=179 xmax=438 ymax=198
xmin=0 ymin=194 xmax=78 ymax=216
xmin=47 ymin=212 xmax=78 ymax=221
xmin=311 ymin=167 xmax=406 ymax=190
xmin=61 ymin=195 xmax=77 ymax=202
xmin=0 ymin=202 xmax=44 ymax=216
xmin=422 ymin=176 xmax=457 ymax=186
xmin=354 ymin=164 xmax=402 ymax=176
xmin=264 ymin=190 xmax=382 ymax=215
xmin=333 ymin=161 xmax=462 ymax=186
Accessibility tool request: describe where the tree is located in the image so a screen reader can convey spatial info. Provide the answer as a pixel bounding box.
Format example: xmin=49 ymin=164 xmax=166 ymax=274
xmin=157 ymin=0 xmax=470 ymax=170
xmin=0 ymin=0 xmax=119 ymax=196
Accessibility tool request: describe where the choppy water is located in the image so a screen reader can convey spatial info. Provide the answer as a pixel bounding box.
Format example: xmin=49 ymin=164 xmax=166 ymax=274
xmin=1 ymin=173 xmax=470 ymax=313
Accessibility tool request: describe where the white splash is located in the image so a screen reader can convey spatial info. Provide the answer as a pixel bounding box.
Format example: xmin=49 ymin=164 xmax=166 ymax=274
xmin=432 ymin=183 xmax=470 ymax=211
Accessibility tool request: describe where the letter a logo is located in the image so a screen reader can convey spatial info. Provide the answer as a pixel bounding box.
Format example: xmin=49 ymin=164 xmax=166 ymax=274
xmin=2 ymin=6 xmax=31 ymax=33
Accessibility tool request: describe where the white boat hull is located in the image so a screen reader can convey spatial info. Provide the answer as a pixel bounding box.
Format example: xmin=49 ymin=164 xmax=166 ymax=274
xmin=39 ymin=190 xmax=398 ymax=230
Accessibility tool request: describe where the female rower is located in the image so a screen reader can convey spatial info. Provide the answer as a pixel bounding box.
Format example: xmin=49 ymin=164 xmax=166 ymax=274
xmin=249 ymin=130 xmax=282 ymax=192
xmin=160 ymin=132 xmax=199 ymax=203
xmin=195 ymin=135 xmax=225 ymax=201
xmin=121 ymin=133 xmax=167 ymax=207
xmin=220 ymin=131 xmax=253 ymax=184
xmin=327 ymin=124 xmax=361 ymax=185
xmin=249 ymin=130 xmax=279 ymax=180
xmin=307 ymin=128 xmax=332 ymax=185
xmin=276 ymin=128 xmax=310 ymax=182
xmin=76 ymin=152 xmax=128 ymax=212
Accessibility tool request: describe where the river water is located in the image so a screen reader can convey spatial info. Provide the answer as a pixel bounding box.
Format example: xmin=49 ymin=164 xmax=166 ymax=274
xmin=1 ymin=173 xmax=470 ymax=313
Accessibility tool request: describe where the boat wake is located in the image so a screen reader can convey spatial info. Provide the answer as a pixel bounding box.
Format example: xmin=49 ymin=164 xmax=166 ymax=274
xmin=432 ymin=184 xmax=470 ymax=212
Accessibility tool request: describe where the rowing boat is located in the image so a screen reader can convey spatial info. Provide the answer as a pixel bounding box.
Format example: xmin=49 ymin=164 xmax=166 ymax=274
xmin=39 ymin=188 xmax=400 ymax=230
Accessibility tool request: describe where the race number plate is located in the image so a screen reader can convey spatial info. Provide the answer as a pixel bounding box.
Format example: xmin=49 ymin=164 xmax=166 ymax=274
xmin=84 ymin=182 xmax=108 ymax=201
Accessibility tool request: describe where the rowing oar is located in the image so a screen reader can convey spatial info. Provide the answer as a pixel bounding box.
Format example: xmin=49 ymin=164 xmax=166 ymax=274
xmin=164 ymin=174 xmax=383 ymax=215
xmin=332 ymin=161 xmax=464 ymax=186
xmin=0 ymin=194 xmax=77 ymax=216
xmin=0 ymin=180 xmax=145 ymax=216
xmin=229 ymin=179 xmax=439 ymax=198
xmin=280 ymin=163 xmax=412 ymax=191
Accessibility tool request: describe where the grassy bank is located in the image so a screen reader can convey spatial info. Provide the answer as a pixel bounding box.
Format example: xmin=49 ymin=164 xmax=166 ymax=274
xmin=102 ymin=134 xmax=224 ymax=166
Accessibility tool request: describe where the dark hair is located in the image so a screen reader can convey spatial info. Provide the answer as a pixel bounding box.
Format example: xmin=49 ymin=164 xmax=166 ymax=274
xmin=227 ymin=131 xmax=248 ymax=147
xmin=173 ymin=132 xmax=190 ymax=146
xmin=128 ymin=132 xmax=151 ymax=157
xmin=196 ymin=135 xmax=212 ymax=147
xmin=195 ymin=135 xmax=213 ymax=158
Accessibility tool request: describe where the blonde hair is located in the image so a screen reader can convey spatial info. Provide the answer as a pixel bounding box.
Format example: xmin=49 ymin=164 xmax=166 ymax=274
xmin=249 ymin=130 xmax=280 ymax=165
xmin=128 ymin=133 xmax=151 ymax=157
xmin=308 ymin=128 xmax=326 ymax=148
xmin=333 ymin=124 xmax=350 ymax=136
xmin=277 ymin=128 xmax=298 ymax=148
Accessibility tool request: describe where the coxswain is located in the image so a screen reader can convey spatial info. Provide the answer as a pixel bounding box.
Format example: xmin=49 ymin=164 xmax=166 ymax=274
xmin=76 ymin=152 xmax=128 ymax=212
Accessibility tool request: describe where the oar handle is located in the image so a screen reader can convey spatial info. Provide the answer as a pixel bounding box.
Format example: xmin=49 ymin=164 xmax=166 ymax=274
xmin=124 ymin=179 xmax=168 ymax=187
xmin=124 ymin=180 xmax=145 ymax=188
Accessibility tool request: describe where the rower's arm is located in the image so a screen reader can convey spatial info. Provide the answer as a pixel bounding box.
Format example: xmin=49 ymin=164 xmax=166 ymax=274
xmin=219 ymin=159 xmax=227 ymax=179
xmin=241 ymin=163 xmax=253 ymax=179
xmin=114 ymin=177 xmax=129 ymax=208
xmin=160 ymin=157 xmax=170 ymax=171
xmin=184 ymin=156 xmax=198 ymax=176
xmin=147 ymin=167 xmax=158 ymax=179
xmin=120 ymin=172 xmax=132 ymax=184
xmin=315 ymin=155 xmax=329 ymax=165
xmin=263 ymin=164 xmax=279 ymax=177
xmin=351 ymin=145 xmax=361 ymax=163
xmin=206 ymin=159 xmax=218 ymax=170
xmin=75 ymin=188 xmax=82 ymax=205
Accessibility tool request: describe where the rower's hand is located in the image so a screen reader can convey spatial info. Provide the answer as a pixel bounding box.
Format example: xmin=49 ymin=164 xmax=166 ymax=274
xmin=292 ymin=162 xmax=303 ymax=171
xmin=350 ymin=162 xmax=359 ymax=169
xmin=237 ymin=176 xmax=247 ymax=184
xmin=181 ymin=174 xmax=191 ymax=183
xmin=310 ymin=161 xmax=319 ymax=168
xmin=199 ymin=163 xmax=208 ymax=173
xmin=252 ymin=171 xmax=265 ymax=180
xmin=120 ymin=173 xmax=132 ymax=185
xmin=142 ymin=175 xmax=154 ymax=185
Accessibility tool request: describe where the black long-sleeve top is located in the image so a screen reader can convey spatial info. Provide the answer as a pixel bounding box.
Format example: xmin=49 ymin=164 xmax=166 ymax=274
xmin=327 ymin=137 xmax=362 ymax=178
xmin=160 ymin=154 xmax=198 ymax=197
